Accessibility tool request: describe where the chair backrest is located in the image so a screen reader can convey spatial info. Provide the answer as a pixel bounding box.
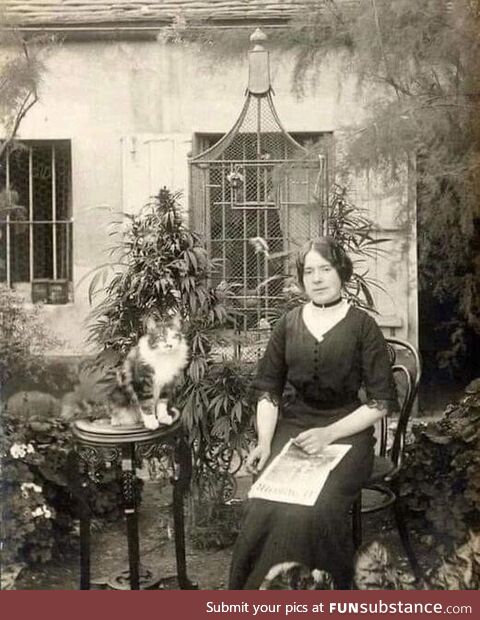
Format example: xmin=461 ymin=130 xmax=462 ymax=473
xmin=378 ymin=338 xmax=422 ymax=467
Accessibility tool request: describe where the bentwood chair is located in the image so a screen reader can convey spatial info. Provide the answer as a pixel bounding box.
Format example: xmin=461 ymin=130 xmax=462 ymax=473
xmin=352 ymin=337 xmax=423 ymax=582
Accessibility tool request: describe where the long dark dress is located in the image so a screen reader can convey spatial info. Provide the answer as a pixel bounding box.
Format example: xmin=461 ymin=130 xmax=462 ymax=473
xmin=229 ymin=304 xmax=398 ymax=590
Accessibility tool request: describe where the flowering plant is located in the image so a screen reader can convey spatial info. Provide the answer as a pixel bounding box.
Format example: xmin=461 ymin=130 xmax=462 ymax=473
xmin=1 ymin=437 xmax=56 ymax=566
xmin=1 ymin=398 xmax=125 ymax=573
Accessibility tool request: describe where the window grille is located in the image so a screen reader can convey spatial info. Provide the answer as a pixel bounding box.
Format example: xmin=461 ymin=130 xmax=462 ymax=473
xmin=0 ymin=141 xmax=73 ymax=303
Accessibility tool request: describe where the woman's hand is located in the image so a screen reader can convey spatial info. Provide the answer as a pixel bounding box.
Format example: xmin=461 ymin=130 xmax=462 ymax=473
xmin=293 ymin=427 xmax=335 ymax=455
xmin=246 ymin=443 xmax=271 ymax=474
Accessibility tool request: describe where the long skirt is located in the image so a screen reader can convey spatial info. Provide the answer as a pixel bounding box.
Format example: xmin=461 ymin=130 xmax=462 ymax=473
xmin=228 ymin=407 xmax=375 ymax=590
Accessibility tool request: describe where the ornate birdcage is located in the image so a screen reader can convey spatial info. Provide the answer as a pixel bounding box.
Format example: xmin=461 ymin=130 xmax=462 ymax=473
xmin=189 ymin=29 xmax=329 ymax=360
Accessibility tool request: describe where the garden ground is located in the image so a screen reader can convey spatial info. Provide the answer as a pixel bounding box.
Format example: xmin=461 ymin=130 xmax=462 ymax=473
xmin=12 ymin=382 xmax=457 ymax=590
xmin=14 ymin=474 xmax=435 ymax=590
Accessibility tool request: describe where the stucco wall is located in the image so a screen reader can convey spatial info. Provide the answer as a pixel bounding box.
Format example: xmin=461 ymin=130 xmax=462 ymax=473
xmin=10 ymin=38 xmax=416 ymax=353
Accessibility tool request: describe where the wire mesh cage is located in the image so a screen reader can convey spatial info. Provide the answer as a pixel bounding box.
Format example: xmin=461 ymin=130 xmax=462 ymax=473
xmin=189 ymin=36 xmax=329 ymax=361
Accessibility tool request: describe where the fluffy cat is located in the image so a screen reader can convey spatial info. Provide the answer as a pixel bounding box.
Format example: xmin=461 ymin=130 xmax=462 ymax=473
xmin=109 ymin=313 xmax=189 ymax=429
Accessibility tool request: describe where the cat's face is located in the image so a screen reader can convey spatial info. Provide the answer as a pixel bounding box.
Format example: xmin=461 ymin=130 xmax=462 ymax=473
xmin=144 ymin=315 xmax=183 ymax=351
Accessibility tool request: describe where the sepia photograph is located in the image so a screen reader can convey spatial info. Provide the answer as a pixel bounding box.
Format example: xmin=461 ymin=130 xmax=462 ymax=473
xmin=1 ymin=0 xmax=479 ymax=597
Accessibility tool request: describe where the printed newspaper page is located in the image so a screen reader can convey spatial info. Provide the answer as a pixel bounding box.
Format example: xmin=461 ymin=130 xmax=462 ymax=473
xmin=248 ymin=440 xmax=352 ymax=506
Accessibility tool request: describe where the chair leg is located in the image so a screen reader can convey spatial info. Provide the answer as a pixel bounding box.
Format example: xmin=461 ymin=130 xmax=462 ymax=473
xmin=392 ymin=497 xmax=424 ymax=584
xmin=352 ymin=495 xmax=362 ymax=550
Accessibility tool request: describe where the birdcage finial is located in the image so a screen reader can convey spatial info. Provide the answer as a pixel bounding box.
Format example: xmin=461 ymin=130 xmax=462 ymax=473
xmin=250 ymin=27 xmax=268 ymax=50
xmin=248 ymin=28 xmax=271 ymax=95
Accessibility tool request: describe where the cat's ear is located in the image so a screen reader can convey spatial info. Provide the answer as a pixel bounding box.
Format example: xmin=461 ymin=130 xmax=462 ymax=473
xmin=168 ymin=312 xmax=182 ymax=331
xmin=169 ymin=312 xmax=182 ymax=331
xmin=145 ymin=314 xmax=158 ymax=333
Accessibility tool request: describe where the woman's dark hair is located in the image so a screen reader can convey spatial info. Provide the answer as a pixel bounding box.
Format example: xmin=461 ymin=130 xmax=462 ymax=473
xmin=296 ymin=237 xmax=353 ymax=286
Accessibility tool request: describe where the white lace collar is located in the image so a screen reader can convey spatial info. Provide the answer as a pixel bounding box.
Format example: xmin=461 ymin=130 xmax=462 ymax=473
xmin=302 ymin=299 xmax=350 ymax=342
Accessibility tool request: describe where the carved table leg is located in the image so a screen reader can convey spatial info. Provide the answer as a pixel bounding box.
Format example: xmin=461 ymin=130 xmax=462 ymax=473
xmin=69 ymin=453 xmax=91 ymax=591
xmin=122 ymin=444 xmax=140 ymax=590
xmin=172 ymin=436 xmax=196 ymax=589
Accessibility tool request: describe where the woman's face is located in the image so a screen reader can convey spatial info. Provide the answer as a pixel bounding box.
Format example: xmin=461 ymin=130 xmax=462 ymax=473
xmin=302 ymin=249 xmax=342 ymax=305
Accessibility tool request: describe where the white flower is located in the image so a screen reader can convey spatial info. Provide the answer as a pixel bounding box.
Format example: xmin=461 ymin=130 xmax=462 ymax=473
xmin=21 ymin=482 xmax=42 ymax=498
xmin=26 ymin=444 xmax=35 ymax=454
xmin=31 ymin=504 xmax=53 ymax=519
xmin=10 ymin=443 xmax=27 ymax=459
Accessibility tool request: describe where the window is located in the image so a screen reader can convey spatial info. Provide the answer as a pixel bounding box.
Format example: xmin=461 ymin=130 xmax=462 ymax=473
xmin=0 ymin=140 xmax=73 ymax=303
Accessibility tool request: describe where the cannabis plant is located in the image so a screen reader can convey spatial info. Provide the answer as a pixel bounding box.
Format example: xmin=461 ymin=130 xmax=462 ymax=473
xmin=86 ymin=188 xmax=254 ymax=519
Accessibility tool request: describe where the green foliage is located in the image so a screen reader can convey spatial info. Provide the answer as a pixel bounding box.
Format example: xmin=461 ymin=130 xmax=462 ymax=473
xmin=354 ymin=533 xmax=480 ymax=590
xmin=253 ymin=182 xmax=388 ymax=314
xmin=183 ymin=363 xmax=255 ymax=550
xmin=399 ymin=379 xmax=480 ymax=551
xmin=87 ymin=188 xmax=230 ymax=368
xmin=173 ymin=1 xmax=480 ymax=367
xmin=1 ymin=393 xmax=126 ymax=567
xmin=87 ymin=188 xmax=254 ymax=518
xmin=0 ymin=10 xmax=55 ymax=159
xmin=1 ymin=437 xmax=55 ymax=566
xmin=181 ymin=360 xmax=255 ymax=455
xmin=354 ymin=541 xmax=414 ymax=590
xmin=0 ymin=284 xmax=59 ymax=394
xmin=430 ymin=530 xmax=480 ymax=590
xmin=327 ymin=183 xmax=388 ymax=310
xmin=189 ymin=502 xmax=243 ymax=551
xmin=285 ymin=0 xmax=480 ymax=365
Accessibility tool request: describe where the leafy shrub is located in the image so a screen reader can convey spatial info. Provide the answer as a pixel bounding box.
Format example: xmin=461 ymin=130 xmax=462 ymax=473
xmin=86 ymin=189 xmax=253 ymax=508
xmin=87 ymin=187 xmax=230 ymax=369
xmin=354 ymin=541 xmax=415 ymax=590
xmin=399 ymin=379 xmax=480 ymax=551
xmin=0 ymin=284 xmax=59 ymax=397
xmin=185 ymin=361 xmax=255 ymax=548
xmin=0 ymin=285 xmax=126 ymax=570
xmin=249 ymin=183 xmax=388 ymax=321
xmin=1 ymin=392 xmax=127 ymax=567
xmin=1 ymin=439 xmax=55 ymax=566
xmin=354 ymin=531 xmax=480 ymax=590
xmin=189 ymin=502 xmax=243 ymax=550
xmin=182 ymin=360 xmax=255 ymax=489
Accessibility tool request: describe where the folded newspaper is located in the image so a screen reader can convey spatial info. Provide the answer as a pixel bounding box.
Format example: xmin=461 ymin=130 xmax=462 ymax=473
xmin=248 ymin=440 xmax=352 ymax=506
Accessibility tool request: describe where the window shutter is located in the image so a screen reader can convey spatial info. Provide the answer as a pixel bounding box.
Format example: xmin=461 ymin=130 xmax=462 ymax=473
xmin=121 ymin=134 xmax=192 ymax=215
xmin=349 ymin=167 xmax=417 ymax=343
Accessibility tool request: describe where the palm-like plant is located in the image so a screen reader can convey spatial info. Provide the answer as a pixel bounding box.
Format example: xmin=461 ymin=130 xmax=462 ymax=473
xmin=252 ymin=183 xmax=388 ymax=317
xmin=327 ymin=183 xmax=388 ymax=310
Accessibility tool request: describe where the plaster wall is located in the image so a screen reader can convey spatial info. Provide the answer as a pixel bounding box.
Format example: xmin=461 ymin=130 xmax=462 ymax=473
xmin=9 ymin=39 xmax=416 ymax=353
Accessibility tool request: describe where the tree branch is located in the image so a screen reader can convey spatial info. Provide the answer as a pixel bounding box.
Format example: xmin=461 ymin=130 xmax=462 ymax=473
xmin=0 ymin=89 xmax=38 ymax=161
xmin=370 ymin=0 xmax=406 ymax=100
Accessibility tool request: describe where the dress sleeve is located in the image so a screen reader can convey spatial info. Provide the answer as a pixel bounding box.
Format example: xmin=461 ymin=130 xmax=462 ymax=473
xmin=361 ymin=315 xmax=399 ymax=413
xmin=250 ymin=314 xmax=287 ymax=405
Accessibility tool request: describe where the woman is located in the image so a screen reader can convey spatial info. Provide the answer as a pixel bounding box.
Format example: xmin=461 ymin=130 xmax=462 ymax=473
xmin=229 ymin=237 xmax=398 ymax=589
